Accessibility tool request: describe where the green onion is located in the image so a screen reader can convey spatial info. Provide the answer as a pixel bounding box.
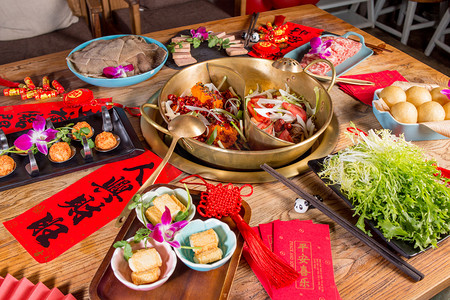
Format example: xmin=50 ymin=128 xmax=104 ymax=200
xmin=206 ymin=127 xmax=218 ymax=145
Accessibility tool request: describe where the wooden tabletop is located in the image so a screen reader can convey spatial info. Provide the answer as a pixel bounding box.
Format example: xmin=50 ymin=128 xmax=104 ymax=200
xmin=0 ymin=5 xmax=449 ymax=300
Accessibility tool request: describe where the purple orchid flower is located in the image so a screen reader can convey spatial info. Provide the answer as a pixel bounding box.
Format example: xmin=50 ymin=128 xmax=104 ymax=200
xmin=309 ymin=37 xmax=332 ymax=59
xmin=190 ymin=27 xmax=209 ymax=40
xmin=147 ymin=206 xmax=188 ymax=248
xmin=441 ymin=80 xmax=450 ymax=100
xmin=14 ymin=115 xmax=58 ymax=155
xmin=103 ymin=64 xmax=134 ymax=78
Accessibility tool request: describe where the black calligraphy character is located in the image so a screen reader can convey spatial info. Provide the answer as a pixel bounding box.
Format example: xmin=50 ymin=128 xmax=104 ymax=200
xmin=0 ymin=114 xmax=13 ymax=120
xmin=27 ymin=212 xmax=68 ymax=248
xmin=123 ymin=162 xmax=155 ymax=185
xmin=92 ymin=176 xmax=133 ymax=203
xmin=16 ymin=111 xmax=41 ymax=129
xmin=58 ymin=194 xmax=105 ymax=225
xmin=48 ymin=108 xmax=71 ymax=123
xmin=0 ymin=120 xmax=11 ymax=129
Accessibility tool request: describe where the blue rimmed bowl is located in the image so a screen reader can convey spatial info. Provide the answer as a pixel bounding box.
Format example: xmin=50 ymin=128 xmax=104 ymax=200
xmin=174 ymin=219 xmax=237 ymax=272
xmin=67 ymin=34 xmax=167 ymax=87
xmin=372 ymin=88 xmax=449 ymax=141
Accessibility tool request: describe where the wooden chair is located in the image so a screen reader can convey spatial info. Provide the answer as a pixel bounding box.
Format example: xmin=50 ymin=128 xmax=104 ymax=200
xmin=424 ymin=6 xmax=450 ymax=56
xmin=0 ymin=0 xmax=103 ymax=65
xmin=375 ymin=0 xmax=446 ymax=45
xmin=68 ymin=0 xmax=104 ymax=38
xmin=101 ymin=0 xmax=245 ymax=35
xmin=316 ymin=0 xmax=375 ymax=28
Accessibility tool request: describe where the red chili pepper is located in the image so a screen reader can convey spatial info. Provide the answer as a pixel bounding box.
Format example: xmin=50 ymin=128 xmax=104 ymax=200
xmin=281 ymin=102 xmax=307 ymax=122
xmin=346 ymin=127 xmax=368 ymax=136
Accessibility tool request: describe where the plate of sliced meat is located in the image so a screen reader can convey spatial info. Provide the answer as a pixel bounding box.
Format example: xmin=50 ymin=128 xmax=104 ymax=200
xmin=284 ymin=31 xmax=373 ymax=77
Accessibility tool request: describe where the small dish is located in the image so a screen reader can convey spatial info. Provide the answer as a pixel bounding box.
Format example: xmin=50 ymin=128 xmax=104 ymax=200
xmin=94 ymin=133 xmax=121 ymax=152
xmin=0 ymin=155 xmax=16 ymax=178
xmin=67 ymin=35 xmax=168 ymax=87
xmin=284 ymin=31 xmax=373 ymax=77
xmin=136 ymin=186 xmax=196 ymax=226
xmin=173 ymin=219 xmax=237 ymax=272
xmin=111 ymin=237 xmax=177 ymax=291
xmin=372 ymin=84 xmax=449 ymax=141
xmin=48 ymin=144 xmax=77 ymax=163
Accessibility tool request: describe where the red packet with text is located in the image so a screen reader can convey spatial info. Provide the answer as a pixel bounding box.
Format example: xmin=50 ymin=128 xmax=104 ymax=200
xmin=272 ymin=221 xmax=339 ymax=299
xmin=258 ymin=222 xmax=274 ymax=251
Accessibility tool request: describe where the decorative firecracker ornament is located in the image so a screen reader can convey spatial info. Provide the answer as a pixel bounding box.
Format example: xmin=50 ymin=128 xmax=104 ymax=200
xmin=258 ymin=21 xmax=289 ymax=44
xmin=252 ymin=41 xmax=280 ymax=58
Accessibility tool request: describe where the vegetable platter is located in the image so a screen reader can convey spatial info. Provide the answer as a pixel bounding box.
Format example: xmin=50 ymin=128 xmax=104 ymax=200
xmin=308 ymin=128 xmax=449 ymax=258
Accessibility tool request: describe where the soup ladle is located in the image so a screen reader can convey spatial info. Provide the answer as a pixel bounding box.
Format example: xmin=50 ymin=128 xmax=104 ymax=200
xmin=115 ymin=114 xmax=206 ymax=227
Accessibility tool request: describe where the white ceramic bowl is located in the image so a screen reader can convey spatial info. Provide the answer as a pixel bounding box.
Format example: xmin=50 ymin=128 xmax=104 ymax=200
xmin=136 ymin=186 xmax=196 ymax=226
xmin=111 ymin=237 xmax=177 ymax=291
xmin=173 ymin=219 xmax=237 ymax=272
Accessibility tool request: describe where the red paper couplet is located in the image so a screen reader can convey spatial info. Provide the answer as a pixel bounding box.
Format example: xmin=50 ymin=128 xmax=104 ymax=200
xmin=3 ymin=150 xmax=182 ymax=263
xmin=0 ymin=99 xmax=109 ymax=134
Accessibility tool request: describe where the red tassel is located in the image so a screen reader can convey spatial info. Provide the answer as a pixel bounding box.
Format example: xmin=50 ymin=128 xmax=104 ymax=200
xmin=231 ymin=214 xmax=299 ymax=289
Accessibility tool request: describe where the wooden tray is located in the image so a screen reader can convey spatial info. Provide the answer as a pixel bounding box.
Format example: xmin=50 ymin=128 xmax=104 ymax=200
xmin=89 ymin=184 xmax=251 ymax=300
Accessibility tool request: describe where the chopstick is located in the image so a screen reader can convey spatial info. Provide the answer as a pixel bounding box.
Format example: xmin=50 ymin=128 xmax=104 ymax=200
xmin=305 ymin=71 xmax=375 ymax=86
xmin=346 ymin=37 xmax=393 ymax=53
xmin=260 ymin=164 xmax=425 ymax=282
xmin=245 ymin=12 xmax=259 ymax=48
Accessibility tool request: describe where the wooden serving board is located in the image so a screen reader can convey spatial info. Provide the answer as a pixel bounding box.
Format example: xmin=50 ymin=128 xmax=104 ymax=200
xmin=89 ymin=184 xmax=251 ymax=300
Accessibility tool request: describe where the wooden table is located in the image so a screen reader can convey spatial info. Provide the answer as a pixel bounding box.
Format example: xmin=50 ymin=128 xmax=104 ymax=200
xmin=0 ymin=5 xmax=449 ymax=300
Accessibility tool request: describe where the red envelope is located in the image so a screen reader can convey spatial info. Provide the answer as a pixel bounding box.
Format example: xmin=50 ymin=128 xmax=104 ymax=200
xmin=258 ymin=222 xmax=274 ymax=251
xmin=272 ymin=221 xmax=339 ymax=300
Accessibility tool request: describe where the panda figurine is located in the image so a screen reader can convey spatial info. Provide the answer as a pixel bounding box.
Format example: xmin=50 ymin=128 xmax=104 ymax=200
xmin=294 ymin=198 xmax=310 ymax=213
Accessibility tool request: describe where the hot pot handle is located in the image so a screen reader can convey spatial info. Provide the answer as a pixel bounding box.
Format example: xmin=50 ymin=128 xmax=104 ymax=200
xmin=303 ymin=59 xmax=337 ymax=93
xmin=140 ymin=103 xmax=171 ymax=135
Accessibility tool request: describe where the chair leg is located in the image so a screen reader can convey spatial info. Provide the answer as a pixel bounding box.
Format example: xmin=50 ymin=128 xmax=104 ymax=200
xmin=129 ymin=3 xmax=141 ymax=35
xmin=400 ymin=1 xmax=417 ymax=45
xmin=396 ymin=0 xmax=407 ymax=26
xmin=350 ymin=3 xmax=360 ymax=12
xmin=425 ymin=8 xmax=450 ymax=56
xmin=367 ymin=0 xmax=375 ymax=28
xmin=375 ymin=0 xmax=386 ymax=19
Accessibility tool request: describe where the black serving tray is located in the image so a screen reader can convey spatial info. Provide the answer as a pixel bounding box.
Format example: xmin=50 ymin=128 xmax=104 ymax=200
xmin=0 ymin=107 xmax=144 ymax=192
xmin=308 ymin=156 xmax=449 ymax=258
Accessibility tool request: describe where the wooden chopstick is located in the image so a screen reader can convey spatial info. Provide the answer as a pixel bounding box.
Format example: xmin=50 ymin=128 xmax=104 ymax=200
xmin=305 ymin=71 xmax=375 ymax=86
xmin=347 ymin=37 xmax=393 ymax=53
xmin=245 ymin=12 xmax=259 ymax=48
xmin=260 ymin=164 xmax=425 ymax=282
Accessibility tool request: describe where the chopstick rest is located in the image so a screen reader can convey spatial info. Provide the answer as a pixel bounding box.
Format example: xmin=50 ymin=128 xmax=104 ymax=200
xmin=261 ymin=163 xmax=425 ymax=282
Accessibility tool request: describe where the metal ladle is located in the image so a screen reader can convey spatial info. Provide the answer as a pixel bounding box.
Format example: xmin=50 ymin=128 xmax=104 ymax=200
xmin=115 ymin=114 xmax=206 ymax=227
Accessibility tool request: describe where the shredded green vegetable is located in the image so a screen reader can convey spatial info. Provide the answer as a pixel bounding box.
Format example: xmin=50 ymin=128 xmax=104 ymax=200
xmin=318 ymin=127 xmax=450 ymax=250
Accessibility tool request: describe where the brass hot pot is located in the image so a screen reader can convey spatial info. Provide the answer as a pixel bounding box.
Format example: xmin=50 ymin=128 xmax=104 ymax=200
xmin=140 ymin=57 xmax=334 ymax=170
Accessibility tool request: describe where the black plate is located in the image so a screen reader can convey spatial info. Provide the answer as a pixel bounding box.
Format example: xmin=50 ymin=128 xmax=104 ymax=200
xmin=0 ymin=107 xmax=144 ymax=192
xmin=308 ymin=156 xmax=449 ymax=258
